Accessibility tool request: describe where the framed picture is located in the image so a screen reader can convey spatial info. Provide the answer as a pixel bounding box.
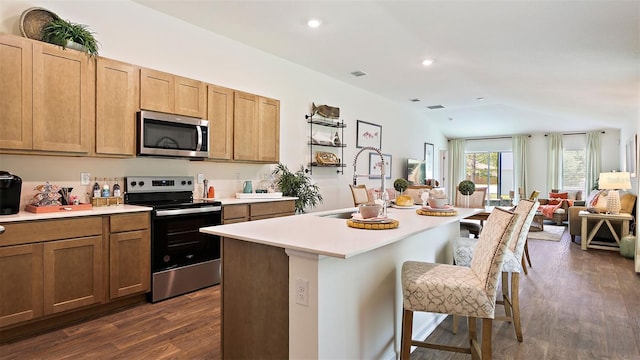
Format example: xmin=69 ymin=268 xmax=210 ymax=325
xmin=356 ymin=120 xmax=382 ymax=149
xmin=424 ymin=142 xmax=434 ymax=181
xmin=626 ymin=134 xmax=637 ymax=177
xmin=369 ymin=152 xmax=392 ymax=179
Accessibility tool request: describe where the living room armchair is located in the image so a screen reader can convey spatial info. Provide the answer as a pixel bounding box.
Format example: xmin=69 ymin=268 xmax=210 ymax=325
xmin=568 ymin=190 xmax=637 ymax=242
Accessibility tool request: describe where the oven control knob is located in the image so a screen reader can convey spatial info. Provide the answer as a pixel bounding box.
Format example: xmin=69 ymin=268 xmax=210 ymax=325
xmin=181 ymin=180 xmax=187 ymax=185
xmin=130 ymin=181 xmax=137 ymax=187
xmin=187 ymin=180 xmax=192 ymax=185
xmin=163 ymin=255 xmax=170 ymax=263
xmin=139 ymin=181 xmax=145 ymax=187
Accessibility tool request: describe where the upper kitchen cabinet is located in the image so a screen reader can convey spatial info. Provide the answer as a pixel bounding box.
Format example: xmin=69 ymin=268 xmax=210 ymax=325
xmin=0 ymin=34 xmax=33 ymax=150
xmin=233 ymin=91 xmax=280 ymax=162
xmin=1 ymin=34 xmax=94 ymax=154
xmin=140 ymin=67 xmax=206 ymax=118
xmin=207 ymin=84 xmax=234 ymax=160
xmin=96 ymin=57 xmax=139 ymax=156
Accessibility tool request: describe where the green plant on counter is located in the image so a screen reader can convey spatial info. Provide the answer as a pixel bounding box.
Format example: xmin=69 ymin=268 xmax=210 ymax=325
xmin=458 ymin=180 xmax=475 ymax=195
xmin=42 ymin=18 xmax=99 ymax=56
xmin=393 ymin=178 xmax=409 ymax=193
xmin=272 ymin=163 xmax=323 ymax=214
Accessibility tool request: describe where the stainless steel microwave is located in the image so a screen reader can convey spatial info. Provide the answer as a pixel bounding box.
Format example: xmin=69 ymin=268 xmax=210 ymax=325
xmin=137 ymin=110 xmax=209 ymax=159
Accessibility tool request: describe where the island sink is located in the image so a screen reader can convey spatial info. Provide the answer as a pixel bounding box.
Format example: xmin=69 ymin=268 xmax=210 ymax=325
xmin=316 ymin=210 xmax=354 ymax=219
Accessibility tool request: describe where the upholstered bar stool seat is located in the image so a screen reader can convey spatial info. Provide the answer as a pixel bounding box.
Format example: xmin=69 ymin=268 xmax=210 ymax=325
xmin=401 ymin=208 xmax=519 ymax=360
xmin=452 ymin=199 xmax=539 ymax=342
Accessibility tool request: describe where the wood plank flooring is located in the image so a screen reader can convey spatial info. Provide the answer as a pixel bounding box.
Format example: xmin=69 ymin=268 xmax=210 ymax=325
xmin=1 ymin=228 xmax=638 ymax=359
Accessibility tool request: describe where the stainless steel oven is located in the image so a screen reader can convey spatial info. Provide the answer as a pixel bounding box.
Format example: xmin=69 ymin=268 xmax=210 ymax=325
xmin=124 ymin=176 xmax=221 ymax=302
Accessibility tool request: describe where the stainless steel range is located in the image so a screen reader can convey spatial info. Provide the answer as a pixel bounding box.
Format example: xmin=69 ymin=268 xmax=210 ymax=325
xmin=124 ymin=176 xmax=222 ymax=302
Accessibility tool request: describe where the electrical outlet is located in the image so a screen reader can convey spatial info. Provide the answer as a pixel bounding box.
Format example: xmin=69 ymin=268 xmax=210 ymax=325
xmin=295 ymin=278 xmax=309 ymax=306
xmin=197 ymin=173 xmax=205 ymax=184
xmin=81 ymin=172 xmax=90 ymax=185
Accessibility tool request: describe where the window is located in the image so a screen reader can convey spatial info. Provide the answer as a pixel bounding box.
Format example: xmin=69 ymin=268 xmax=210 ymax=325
xmin=465 ymin=151 xmax=513 ymax=205
xmin=562 ymin=149 xmax=585 ymax=190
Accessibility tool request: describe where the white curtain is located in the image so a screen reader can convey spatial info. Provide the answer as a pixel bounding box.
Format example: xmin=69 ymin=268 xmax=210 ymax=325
xmin=512 ymin=135 xmax=528 ymax=202
xmin=447 ymin=139 xmax=466 ymax=202
xmin=585 ymin=131 xmax=601 ymax=192
xmin=547 ymin=133 xmax=563 ymax=191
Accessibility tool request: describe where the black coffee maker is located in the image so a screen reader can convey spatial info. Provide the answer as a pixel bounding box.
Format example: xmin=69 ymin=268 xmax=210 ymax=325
xmin=0 ymin=171 xmax=22 ymax=215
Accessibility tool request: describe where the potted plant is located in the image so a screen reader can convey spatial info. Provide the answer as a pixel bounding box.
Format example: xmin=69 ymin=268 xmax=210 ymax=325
xmin=272 ymin=163 xmax=323 ymax=214
xmin=42 ymin=18 xmax=99 ymax=56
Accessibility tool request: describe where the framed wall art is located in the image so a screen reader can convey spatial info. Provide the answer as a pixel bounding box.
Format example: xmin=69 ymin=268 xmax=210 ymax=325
xmin=356 ymin=120 xmax=382 ymax=149
xmin=369 ymin=152 xmax=392 ymax=179
xmin=424 ymin=142 xmax=434 ymax=181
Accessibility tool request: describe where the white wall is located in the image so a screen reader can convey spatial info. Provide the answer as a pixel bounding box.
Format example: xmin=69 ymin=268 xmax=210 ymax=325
xmin=0 ymin=0 xmax=447 ymax=212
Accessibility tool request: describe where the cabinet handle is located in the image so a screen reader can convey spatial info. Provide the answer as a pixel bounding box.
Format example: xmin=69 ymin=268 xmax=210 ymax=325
xmin=0 ymin=225 xmax=4 ymax=234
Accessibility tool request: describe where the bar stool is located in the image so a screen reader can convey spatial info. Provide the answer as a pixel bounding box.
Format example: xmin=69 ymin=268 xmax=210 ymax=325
xmin=452 ymin=199 xmax=539 ymax=342
xmin=401 ymin=208 xmax=520 ymax=359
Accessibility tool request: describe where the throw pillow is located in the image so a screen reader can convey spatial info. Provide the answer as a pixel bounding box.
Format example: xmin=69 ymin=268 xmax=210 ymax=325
xmin=548 ymin=198 xmax=561 ymax=205
xmin=587 ymin=190 xmax=608 ymax=209
xmin=549 ymin=192 xmax=568 ymax=200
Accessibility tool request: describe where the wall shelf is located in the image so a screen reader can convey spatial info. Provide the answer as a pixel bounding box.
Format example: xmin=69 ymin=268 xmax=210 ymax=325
xmin=306 ymin=114 xmax=346 ymax=175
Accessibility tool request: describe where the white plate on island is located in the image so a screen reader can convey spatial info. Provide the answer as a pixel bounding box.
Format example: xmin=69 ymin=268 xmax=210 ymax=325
xmin=350 ymin=214 xmax=394 ymax=223
xmin=391 ymin=204 xmax=419 ymax=209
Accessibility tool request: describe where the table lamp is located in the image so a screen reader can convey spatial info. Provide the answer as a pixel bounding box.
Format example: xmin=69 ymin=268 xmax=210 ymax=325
xmin=598 ymin=171 xmax=631 ymax=214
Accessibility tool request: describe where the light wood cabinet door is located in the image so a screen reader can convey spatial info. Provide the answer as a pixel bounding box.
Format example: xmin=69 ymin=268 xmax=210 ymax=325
xmin=175 ymin=76 xmax=206 ymax=118
xmin=43 ymin=236 xmax=104 ymax=315
xmin=0 ymin=34 xmax=33 ymax=150
xmin=140 ymin=67 xmax=174 ymax=114
xmin=257 ymin=96 xmax=280 ymax=162
xmin=109 ymin=229 xmax=150 ymax=299
xmin=207 ymin=84 xmax=234 ymax=160
xmin=32 ymin=42 xmax=95 ymax=153
xmin=96 ymin=57 xmax=139 ymax=156
xmin=140 ymin=67 xmax=205 ymax=118
xmin=233 ymin=91 xmax=259 ymax=161
xmin=0 ymin=243 xmax=43 ymax=327
xmin=232 ymin=91 xmax=280 ymax=162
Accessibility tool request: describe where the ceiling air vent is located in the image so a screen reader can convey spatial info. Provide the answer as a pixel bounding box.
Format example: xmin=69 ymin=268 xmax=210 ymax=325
xmin=409 ymin=98 xmax=420 ymax=102
xmin=350 ymin=70 xmax=367 ymax=77
xmin=426 ymin=105 xmax=445 ymax=109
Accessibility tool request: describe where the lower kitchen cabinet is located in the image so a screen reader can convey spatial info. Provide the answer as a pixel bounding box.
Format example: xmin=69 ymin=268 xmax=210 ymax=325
xmin=222 ymin=200 xmax=295 ymax=224
xmin=0 ymin=211 xmax=151 ymax=333
xmin=108 ymin=213 xmax=150 ymax=299
xmin=0 ymin=243 xmax=43 ymax=327
xmin=43 ymin=236 xmax=104 ymax=315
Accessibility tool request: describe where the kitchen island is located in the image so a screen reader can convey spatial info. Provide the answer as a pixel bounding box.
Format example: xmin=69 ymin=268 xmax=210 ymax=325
xmin=200 ymin=206 xmax=480 ymax=359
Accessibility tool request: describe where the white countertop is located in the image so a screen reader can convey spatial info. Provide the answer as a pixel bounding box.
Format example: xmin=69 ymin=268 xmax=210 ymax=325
xmin=200 ymin=206 xmax=480 ymax=259
xmin=0 ymin=205 xmax=153 ymax=223
xmin=0 ymin=197 xmax=295 ymax=223
xmin=199 ymin=196 xmax=297 ymax=205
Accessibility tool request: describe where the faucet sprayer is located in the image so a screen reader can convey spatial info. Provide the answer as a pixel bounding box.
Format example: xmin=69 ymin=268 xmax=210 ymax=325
xmin=352 ymin=146 xmax=386 ymax=198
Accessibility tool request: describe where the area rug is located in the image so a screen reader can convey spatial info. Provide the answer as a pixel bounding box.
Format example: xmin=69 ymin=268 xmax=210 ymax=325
xmin=528 ymin=224 xmax=565 ymax=242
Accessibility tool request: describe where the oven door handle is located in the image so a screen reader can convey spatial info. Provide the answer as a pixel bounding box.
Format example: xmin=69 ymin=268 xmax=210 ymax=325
xmin=155 ymin=206 xmax=222 ymax=217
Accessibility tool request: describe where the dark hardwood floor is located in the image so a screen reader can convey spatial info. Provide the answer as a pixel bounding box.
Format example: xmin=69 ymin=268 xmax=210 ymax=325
xmin=1 ymin=228 xmax=638 ymax=359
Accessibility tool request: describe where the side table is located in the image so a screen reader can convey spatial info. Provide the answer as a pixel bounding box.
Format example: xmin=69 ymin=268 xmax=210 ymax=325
xmin=579 ymin=211 xmax=633 ymax=251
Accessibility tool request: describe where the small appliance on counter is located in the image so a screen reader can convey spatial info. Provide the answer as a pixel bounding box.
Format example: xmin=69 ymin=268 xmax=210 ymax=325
xmin=0 ymin=171 xmax=22 ymax=215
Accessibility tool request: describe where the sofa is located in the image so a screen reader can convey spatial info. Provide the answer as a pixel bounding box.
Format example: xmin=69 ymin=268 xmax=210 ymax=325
xmin=537 ymin=189 xmax=583 ymax=225
xmin=568 ymin=190 xmax=637 ymax=242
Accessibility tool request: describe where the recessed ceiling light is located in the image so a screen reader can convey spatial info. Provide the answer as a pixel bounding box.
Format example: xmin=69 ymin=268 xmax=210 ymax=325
xmin=307 ymin=19 xmax=321 ymax=28
xmin=409 ymin=98 xmax=420 ymax=102
xmin=427 ymin=105 xmax=445 ymax=109
xmin=476 ymin=97 xmax=485 ymax=101
xmin=422 ymin=59 xmax=434 ymax=66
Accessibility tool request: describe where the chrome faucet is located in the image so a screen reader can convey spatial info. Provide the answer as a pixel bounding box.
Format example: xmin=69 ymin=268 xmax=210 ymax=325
xmin=352 ymin=146 xmax=386 ymax=201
